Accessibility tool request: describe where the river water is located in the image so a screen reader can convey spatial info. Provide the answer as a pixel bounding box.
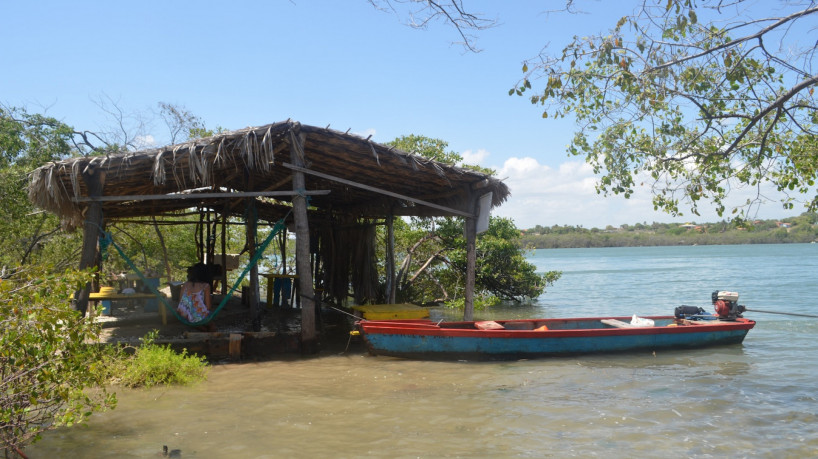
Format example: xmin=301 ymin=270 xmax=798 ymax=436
xmin=29 ymin=244 xmax=818 ymax=458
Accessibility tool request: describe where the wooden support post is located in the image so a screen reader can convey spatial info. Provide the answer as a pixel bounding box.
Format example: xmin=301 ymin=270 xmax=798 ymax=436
xmin=289 ymin=130 xmax=318 ymax=353
xmin=228 ymin=333 xmax=242 ymax=360
xmin=221 ymin=202 xmax=228 ymax=295
xmin=197 ymin=211 xmax=204 ymax=261
xmin=312 ymin=231 xmax=321 ymax=290
xmin=278 ymin=228 xmax=287 ymax=274
xmin=76 ymin=167 xmax=106 ymax=316
xmin=206 ymin=208 xmax=213 ymax=261
xmin=386 ymin=212 xmax=396 ymax=304
xmin=463 ymin=213 xmax=477 ymax=321
xmin=246 ymin=199 xmax=261 ymax=330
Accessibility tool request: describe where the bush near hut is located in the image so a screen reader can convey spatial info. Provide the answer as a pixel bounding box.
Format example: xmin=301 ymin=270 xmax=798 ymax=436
xmin=1 ymin=266 xmax=211 ymax=456
xmin=390 ymin=216 xmax=559 ymax=305
xmin=112 ymin=331 xmax=208 ymax=389
xmin=384 ymin=135 xmax=561 ymax=306
xmin=0 ymin=267 xmax=117 ymax=456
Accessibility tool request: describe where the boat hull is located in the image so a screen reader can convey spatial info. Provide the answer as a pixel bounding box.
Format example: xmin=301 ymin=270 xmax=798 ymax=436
xmin=358 ymin=316 xmax=755 ymax=361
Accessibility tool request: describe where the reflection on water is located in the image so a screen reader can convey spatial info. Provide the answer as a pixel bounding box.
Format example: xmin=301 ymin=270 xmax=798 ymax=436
xmin=28 ymin=245 xmax=818 ymax=458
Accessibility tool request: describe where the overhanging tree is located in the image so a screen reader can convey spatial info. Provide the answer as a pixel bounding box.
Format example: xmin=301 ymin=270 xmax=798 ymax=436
xmin=511 ymin=0 xmax=818 ymax=219
xmin=1 ymin=102 xmax=221 ymax=280
xmin=374 ymin=1 xmax=818 ymax=220
xmin=0 ymin=107 xmax=82 ymax=273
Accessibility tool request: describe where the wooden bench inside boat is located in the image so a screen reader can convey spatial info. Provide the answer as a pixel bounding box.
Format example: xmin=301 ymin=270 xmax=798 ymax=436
xmin=600 ymin=319 xmax=637 ymax=328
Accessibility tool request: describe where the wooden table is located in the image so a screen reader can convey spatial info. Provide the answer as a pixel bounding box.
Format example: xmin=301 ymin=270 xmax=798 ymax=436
xmin=261 ymin=273 xmax=298 ymax=307
xmin=88 ymin=292 xmax=166 ymax=317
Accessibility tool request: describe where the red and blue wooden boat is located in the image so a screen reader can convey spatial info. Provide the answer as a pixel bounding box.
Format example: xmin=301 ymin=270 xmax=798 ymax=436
xmin=357 ymin=316 xmax=756 ymax=360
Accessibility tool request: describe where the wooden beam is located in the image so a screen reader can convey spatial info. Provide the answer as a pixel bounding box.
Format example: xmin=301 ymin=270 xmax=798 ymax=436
xmin=386 ymin=212 xmax=396 ymax=304
xmin=76 ymin=167 xmax=106 ymax=316
xmin=261 ymin=175 xmax=294 ymax=192
xmin=390 ymin=206 xmax=465 ymax=218
xmin=282 ymin=162 xmax=475 ymax=218
xmin=463 ymin=214 xmax=477 ymax=321
xmin=221 ymin=203 xmax=228 ymax=295
xmin=71 ymin=190 xmax=330 ymax=202
xmin=288 ymin=132 xmax=318 ymax=353
xmin=246 ymin=198 xmax=261 ymax=331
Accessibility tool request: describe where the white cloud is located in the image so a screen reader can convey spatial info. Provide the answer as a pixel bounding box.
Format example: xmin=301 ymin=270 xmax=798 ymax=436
xmin=354 ymin=128 xmax=377 ymax=139
xmin=133 ymin=134 xmax=156 ymax=149
xmin=489 ymin=156 xmax=806 ymax=229
xmin=461 ymin=148 xmax=489 ymax=166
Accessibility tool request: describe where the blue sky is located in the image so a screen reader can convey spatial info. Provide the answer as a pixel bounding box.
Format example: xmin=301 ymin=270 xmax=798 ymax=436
xmin=1 ymin=1 xmax=806 ymax=228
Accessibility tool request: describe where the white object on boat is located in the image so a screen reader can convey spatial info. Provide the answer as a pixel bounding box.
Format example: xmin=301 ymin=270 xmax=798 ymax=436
xmin=630 ymin=315 xmax=655 ymax=327
xmin=716 ymin=291 xmax=739 ymax=302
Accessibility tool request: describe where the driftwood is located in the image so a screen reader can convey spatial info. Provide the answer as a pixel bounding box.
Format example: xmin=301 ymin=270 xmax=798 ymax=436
xmin=396 ymin=233 xmax=440 ymax=289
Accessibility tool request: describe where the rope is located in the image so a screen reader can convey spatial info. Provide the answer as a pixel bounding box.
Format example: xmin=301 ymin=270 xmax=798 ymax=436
xmin=329 ymin=306 xmax=363 ymax=321
xmin=102 ymin=212 xmax=291 ymax=327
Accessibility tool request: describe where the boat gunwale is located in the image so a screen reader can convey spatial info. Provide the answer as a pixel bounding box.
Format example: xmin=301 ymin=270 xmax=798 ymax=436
xmin=357 ymin=316 xmax=756 ymax=339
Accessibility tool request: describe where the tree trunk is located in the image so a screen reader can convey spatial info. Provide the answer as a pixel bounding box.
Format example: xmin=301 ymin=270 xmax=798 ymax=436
xmin=289 ymin=129 xmax=318 ymax=353
xmin=76 ymin=168 xmax=106 ymax=316
xmin=152 ymin=216 xmax=173 ymax=281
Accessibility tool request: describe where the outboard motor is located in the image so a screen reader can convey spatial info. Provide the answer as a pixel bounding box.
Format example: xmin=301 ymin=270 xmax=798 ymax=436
xmin=674 ymin=305 xmax=707 ymax=319
xmin=712 ymin=290 xmax=746 ymax=320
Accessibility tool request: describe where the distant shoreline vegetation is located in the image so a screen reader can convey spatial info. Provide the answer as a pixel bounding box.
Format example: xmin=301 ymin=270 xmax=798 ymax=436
xmin=520 ymin=213 xmax=818 ymax=249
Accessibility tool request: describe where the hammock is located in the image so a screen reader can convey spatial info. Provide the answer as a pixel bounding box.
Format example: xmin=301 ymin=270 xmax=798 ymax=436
xmin=100 ymin=216 xmax=288 ymax=327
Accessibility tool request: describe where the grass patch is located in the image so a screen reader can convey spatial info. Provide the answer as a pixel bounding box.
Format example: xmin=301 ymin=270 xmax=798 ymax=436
xmin=106 ymin=331 xmax=209 ymax=388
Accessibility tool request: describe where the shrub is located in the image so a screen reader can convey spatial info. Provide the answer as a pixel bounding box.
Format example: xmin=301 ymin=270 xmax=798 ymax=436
xmin=116 ymin=331 xmax=208 ymax=388
xmin=444 ymin=294 xmax=501 ymax=311
xmin=1 ymin=267 xmax=117 ymax=455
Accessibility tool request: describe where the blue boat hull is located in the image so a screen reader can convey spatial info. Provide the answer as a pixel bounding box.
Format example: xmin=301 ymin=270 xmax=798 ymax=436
xmin=358 ymin=317 xmax=755 ymax=361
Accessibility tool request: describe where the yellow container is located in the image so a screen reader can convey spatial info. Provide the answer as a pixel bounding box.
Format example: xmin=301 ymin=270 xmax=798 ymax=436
xmin=351 ymin=303 xmax=429 ymax=320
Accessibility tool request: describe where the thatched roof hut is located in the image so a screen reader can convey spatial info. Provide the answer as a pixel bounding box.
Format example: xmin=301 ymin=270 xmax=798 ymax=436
xmin=28 ymin=120 xmax=510 ymax=350
xmin=28 ymin=120 xmax=509 ymax=229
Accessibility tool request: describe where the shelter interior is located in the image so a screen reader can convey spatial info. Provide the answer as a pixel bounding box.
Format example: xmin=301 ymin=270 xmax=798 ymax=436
xmin=28 ymin=120 xmax=510 ymax=351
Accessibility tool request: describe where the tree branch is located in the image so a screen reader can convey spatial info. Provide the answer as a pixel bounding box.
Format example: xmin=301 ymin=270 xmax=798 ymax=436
xmin=369 ymin=0 xmax=496 ymax=52
xmin=646 ymin=5 xmax=818 ymax=74
xmin=722 ymin=73 xmax=818 ymax=157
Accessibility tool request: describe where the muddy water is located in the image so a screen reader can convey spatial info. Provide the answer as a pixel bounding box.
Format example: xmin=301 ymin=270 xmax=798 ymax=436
xmin=28 ymin=341 xmax=818 ymax=458
xmin=28 ymin=244 xmax=818 ymax=457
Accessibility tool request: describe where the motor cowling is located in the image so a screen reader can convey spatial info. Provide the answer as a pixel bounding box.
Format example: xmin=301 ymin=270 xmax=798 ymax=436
xmin=712 ymin=290 xmax=746 ymax=320
xmin=674 ymin=305 xmax=707 ymax=318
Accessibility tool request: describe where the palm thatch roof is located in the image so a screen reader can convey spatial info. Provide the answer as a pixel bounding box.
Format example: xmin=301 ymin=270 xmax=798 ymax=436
xmin=28 ymin=120 xmax=510 ymax=229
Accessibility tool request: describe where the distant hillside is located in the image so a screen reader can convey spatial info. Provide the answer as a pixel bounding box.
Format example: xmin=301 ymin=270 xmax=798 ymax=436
xmin=520 ymin=213 xmax=818 ymax=249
